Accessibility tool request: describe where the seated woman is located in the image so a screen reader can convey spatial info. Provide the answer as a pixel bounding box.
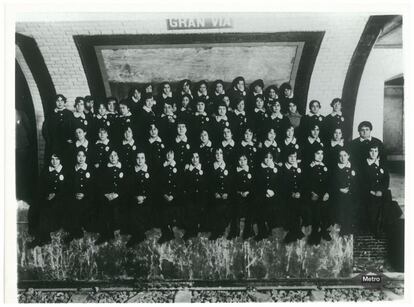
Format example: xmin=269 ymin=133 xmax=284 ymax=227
xmin=280 ymin=124 xmax=302 ymax=164
xmin=325 ymin=127 xmax=346 ymax=169
xmin=237 ymin=127 xmax=258 ymax=171
xmin=325 ymin=98 xmax=347 ymax=142
xmin=299 ymin=99 xmax=325 ymax=141
xmin=302 ymin=124 xmax=325 ymax=166
xmin=258 ymin=128 xmax=282 ymax=166
xmin=28 ymin=152 xmax=68 ymax=248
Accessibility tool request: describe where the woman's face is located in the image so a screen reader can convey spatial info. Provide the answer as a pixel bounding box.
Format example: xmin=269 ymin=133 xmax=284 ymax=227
xmin=215 ymin=149 xmax=223 ymax=161
xmin=181 ymin=96 xmax=190 ymax=108
xmin=314 ymin=150 xmax=324 ymax=162
xmin=218 ymin=106 xmax=227 ymax=116
xmin=145 ymin=85 xmax=152 ymax=93
xmin=166 ymin=151 xmax=174 ymax=161
xmin=236 ymin=80 xmax=245 ymax=91
xmin=239 ymin=155 xmax=248 ymax=167
xmin=288 ymin=102 xmax=297 ymax=113
xmin=199 ymin=83 xmax=207 ymax=93
xmin=163 ymin=84 xmax=171 ymax=94
xmin=369 ymin=147 xmax=379 ymax=160
xmin=107 ymin=101 xmax=116 ymax=113
xmin=177 ymin=124 xmax=187 ymax=136
xmin=98 ymin=129 xmax=108 ymax=141
xmin=133 ymin=89 xmax=141 ymax=100
xmin=55 ymin=97 xmax=65 ymax=109
xmin=119 ymin=104 xmax=129 ymax=115
xmin=255 ymin=98 xmax=264 ymax=109
xmin=77 ymin=151 xmax=86 ymax=164
xmin=264 ymin=153 xmax=273 ymax=165
xmin=311 ymin=126 xmax=320 ymax=139
xmin=196 ymin=102 xmax=205 ymax=113
xmin=145 ymin=98 xmax=153 ymax=108
xmin=310 ymin=102 xmax=320 ymax=114
xmin=191 ymin=153 xmax=200 ymax=165
xmin=284 ymin=88 xmax=292 ymax=98
xmin=267 ymin=129 xmax=276 ymax=141
xmin=75 ymin=100 xmax=85 ymax=113
xmin=216 ymin=83 xmax=224 ymax=93
xmin=236 ymin=100 xmax=245 ymax=112
xmin=124 ymin=128 xmax=133 ymax=140
xmin=288 ymin=153 xmax=297 ymax=165
xmin=339 ymin=150 xmax=349 ymax=164
xmin=200 ymin=130 xmax=209 ymax=143
xmin=286 ymin=127 xmax=295 ymax=139
xmin=50 ymin=155 xmax=61 ymax=168
xmin=269 ymin=88 xmax=277 ymax=99
xmin=98 ymin=104 xmax=107 ymax=116
xmin=244 ymin=130 xmax=253 ymax=142
xmin=223 ymin=128 xmax=232 ymax=140
xmin=333 ymin=101 xmax=342 ymax=113
xmin=75 ymin=128 xmax=86 ymax=141
xmin=136 ymin=153 xmax=145 ymax=166
xmin=163 ymin=104 xmax=173 ymax=115
xmin=222 ymin=96 xmax=230 ymax=107
xmin=183 ymin=82 xmax=190 ymax=92
xmin=149 ymin=125 xmax=158 ymax=138
xmin=333 ymin=129 xmax=343 ymax=141
xmin=271 ymin=102 xmax=281 ymax=113
xmin=109 ymin=151 xmax=119 ymax=164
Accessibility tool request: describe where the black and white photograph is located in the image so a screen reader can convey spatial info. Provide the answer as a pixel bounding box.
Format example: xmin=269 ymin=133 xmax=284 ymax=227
xmin=3 ymin=1 xmax=411 ymax=303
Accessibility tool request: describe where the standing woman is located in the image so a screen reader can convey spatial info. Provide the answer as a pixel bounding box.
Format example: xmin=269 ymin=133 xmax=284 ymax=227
xmin=258 ymin=128 xmax=282 ymax=166
xmin=95 ymin=149 xmax=126 ymax=245
xmin=211 ymin=79 xmax=226 ymax=109
xmin=265 ymin=84 xmax=279 ymax=111
xmin=228 ymin=154 xmax=254 ymax=240
xmin=64 ymin=149 xmax=95 ymax=243
xmin=176 ymin=93 xmax=193 ymax=126
xmin=92 ymin=102 xmax=112 ymax=142
xmin=302 ymin=124 xmax=325 ymax=166
xmin=326 ymin=127 xmax=346 ymax=169
xmin=247 ymin=79 xmax=265 ymax=112
xmin=229 ymin=97 xmax=248 ymax=142
xmin=91 ymin=127 xmax=113 ymax=175
xmin=116 ymin=99 xmax=135 ymax=144
xmin=324 ymin=98 xmax=347 ymax=142
xmin=176 ymin=79 xmax=193 ymax=102
xmin=221 ymin=127 xmax=237 ymax=169
xmin=106 ymin=97 xmax=119 ymax=139
xmin=157 ymin=81 xmax=174 ymax=115
xmin=228 ymin=76 xmax=247 ymax=110
xmin=300 ymin=100 xmax=325 ymax=142
xmin=285 ymin=100 xmax=302 ymax=134
xmin=266 ymin=100 xmax=290 ymax=143
xmin=145 ymin=123 xmax=166 ymax=175
xmin=332 ymin=148 xmax=358 ymax=236
xmin=42 ymin=94 xmax=74 ymax=160
xmin=182 ymin=151 xmax=208 ymax=240
xmin=212 ymin=101 xmax=233 ymax=144
xmin=250 ymin=94 xmax=268 ymax=142
xmin=72 ymin=97 xmax=91 ymax=140
xmin=119 ymin=126 xmax=138 ymax=175
xmin=28 ymin=152 xmax=68 ymax=247
xmin=278 ymin=82 xmax=294 ymax=114
xmin=68 ymin=126 xmax=91 ymax=171
xmin=237 ymin=127 xmax=258 ymax=171
xmin=280 ymin=124 xmax=302 ymax=164
xmin=125 ymin=151 xmax=153 ymax=247
xmin=127 ymin=87 xmax=143 ymax=117
xmin=199 ymin=130 xmax=214 ymax=168
xmin=208 ymin=147 xmax=233 ymax=240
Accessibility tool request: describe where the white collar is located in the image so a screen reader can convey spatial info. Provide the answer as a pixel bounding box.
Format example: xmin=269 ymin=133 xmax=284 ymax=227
xmin=331 ymin=139 xmax=344 ymax=147
xmin=180 ymin=107 xmax=188 ymax=112
xmin=135 ymin=164 xmax=148 ymax=173
xmin=162 ymin=92 xmax=172 ymax=98
xmin=96 ymin=114 xmax=107 ymax=119
xmin=222 ymin=139 xmax=235 ymax=147
xmin=195 ymin=111 xmax=208 ymax=116
xmin=310 ymin=113 xmax=321 ymax=117
xmin=234 ymin=109 xmax=245 ymax=116
xmin=122 ymin=139 xmax=135 ymax=146
xmin=197 ymin=90 xmax=208 ymax=98
xmin=270 ymin=113 xmax=283 ymax=119
xmin=285 ymin=162 xmax=298 ymax=169
xmin=308 ymin=136 xmax=321 ymax=144
xmin=131 ymin=96 xmax=139 ymax=103
xmin=188 ymin=163 xmax=202 ymax=171
xmin=215 ymin=90 xmax=225 ymax=96
xmin=76 ymin=139 xmax=88 ymax=148
xmin=149 ymin=136 xmax=162 ymax=144
xmin=176 ymin=135 xmax=188 ymax=143
xmin=73 ymin=111 xmax=85 ymax=119
xmin=241 ymin=140 xmax=254 ymax=147
xmin=200 ymin=140 xmax=212 ymax=148
xmin=163 ymin=160 xmax=176 ymax=167
xmin=367 ymin=158 xmax=380 ymax=166
xmin=49 ymin=164 xmax=63 ymax=173
xmin=54 ymin=107 xmax=66 ymax=113
xmin=143 ymin=105 xmax=153 ymax=113
xmin=254 ymin=108 xmax=265 ymax=113
xmin=233 ymin=88 xmax=246 ymax=96
xmin=75 ymin=163 xmax=88 ymax=171
xmin=216 ymin=115 xmax=228 ymax=122
xmin=237 ymin=165 xmax=249 ymax=172
xmin=360 ymin=136 xmax=372 ymax=142
xmin=214 ymin=161 xmax=226 ymax=170
xmin=182 ymin=90 xmax=192 ymax=96
xmin=310 ymin=161 xmax=325 ymax=167
xmin=264 ymin=140 xmax=278 ymax=148
xmin=161 ymin=113 xmax=175 ymax=118
xmin=261 ymin=161 xmax=275 ymax=169
xmin=284 ymin=137 xmax=297 ymax=145
xmin=96 ymin=139 xmax=109 ymax=145
xmin=108 ymin=162 xmax=122 ymax=168
xmin=338 ymin=161 xmax=351 ymax=169
xmin=331 ymin=111 xmax=343 ymax=116
xmin=253 ymin=90 xmax=263 ymax=96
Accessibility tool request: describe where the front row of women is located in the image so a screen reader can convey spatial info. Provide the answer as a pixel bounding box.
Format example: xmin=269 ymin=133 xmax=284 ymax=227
xmin=28 ymin=140 xmax=390 ymax=248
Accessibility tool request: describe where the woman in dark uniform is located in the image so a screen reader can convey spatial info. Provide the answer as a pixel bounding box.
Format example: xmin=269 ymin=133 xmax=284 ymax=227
xmin=172 ymin=121 xmax=192 ymax=169
xmin=92 ymin=102 xmax=112 ymax=142
xmin=228 ymin=154 xmax=254 ymax=240
xmin=266 ymin=100 xmax=290 ymax=143
xmin=258 ymin=128 xmax=282 ymax=166
xmin=91 ymin=127 xmax=113 ymax=173
xmin=280 ymin=124 xmax=302 ymax=164
xmin=199 ymin=129 xmax=214 ymax=168
xmin=68 ymin=126 xmax=91 ymax=168
xmin=324 ymin=98 xmax=347 ymax=142
xmin=94 ymin=149 xmax=126 ymax=245
xmin=157 ymin=81 xmax=174 ymax=115
xmin=72 ymin=96 xmax=91 ymax=140
xmin=247 ymin=79 xmax=265 ymax=112
xmin=265 ymin=84 xmax=279 ymax=111
xmin=125 ymin=151 xmax=153 ymax=247
xmin=250 ymin=94 xmax=268 ymax=142
xmin=182 ymin=151 xmax=208 ymax=240
xmin=278 ymin=82 xmax=294 ymax=114
xmin=190 ymin=99 xmax=211 ymax=144
xmin=115 ymin=99 xmax=135 ymax=144
xmin=145 ymin=123 xmax=166 ymax=175
xmin=119 ymin=126 xmax=138 ymax=175
xmin=237 ymin=127 xmax=258 ymax=171
xmin=325 ymin=127 xmax=346 ymax=169
xmin=208 ymin=147 xmax=233 ymax=240
xmin=220 ymin=127 xmax=237 ymax=169
xmin=176 ymin=93 xmax=193 ymax=126
xmin=212 ymin=101 xmax=233 ymax=144
xmin=302 ymin=124 xmax=325 ymax=166
xmin=157 ymin=98 xmax=177 ymax=146
xmin=228 ymin=76 xmax=247 ymax=110
xmin=300 ymin=100 xmax=325 ymax=141
xmin=229 ymin=97 xmax=248 ymax=142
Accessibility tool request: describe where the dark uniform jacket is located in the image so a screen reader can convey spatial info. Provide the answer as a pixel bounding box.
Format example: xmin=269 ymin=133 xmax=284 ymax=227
xmin=172 ymin=135 xmax=191 ymax=167
xmin=119 ymin=139 xmax=138 ymax=174
xmin=305 ymin=161 xmax=330 ymax=197
xmin=281 ymin=162 xmax=303 ymax=198
xmin=92 ymin=139 xmax=112 ymax=170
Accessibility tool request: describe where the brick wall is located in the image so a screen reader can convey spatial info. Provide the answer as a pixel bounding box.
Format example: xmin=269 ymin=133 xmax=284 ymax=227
xmin=15 ymin=13 xmax=369 ymax=164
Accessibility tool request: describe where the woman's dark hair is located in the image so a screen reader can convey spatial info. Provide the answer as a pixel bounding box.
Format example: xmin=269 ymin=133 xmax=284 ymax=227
xmin=55 ymin=94 xmax=67 ymax=103
xmin=74 ymin=96 xmax=85 ymax=107
xmin=308 ymin=99 xmax=321 ymax=110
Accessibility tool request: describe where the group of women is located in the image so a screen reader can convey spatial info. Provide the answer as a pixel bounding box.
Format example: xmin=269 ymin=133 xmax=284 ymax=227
xmin=28 ymin=77 xmax=390 ymax=248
